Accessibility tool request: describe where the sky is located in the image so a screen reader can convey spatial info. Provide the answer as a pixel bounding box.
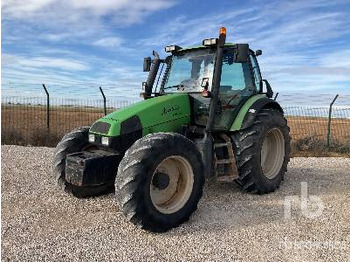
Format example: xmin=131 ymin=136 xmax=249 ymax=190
xmin=2 ymin=0 xmax=350 ymax=101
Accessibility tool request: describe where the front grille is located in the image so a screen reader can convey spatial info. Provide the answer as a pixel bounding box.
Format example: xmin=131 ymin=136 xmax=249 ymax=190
xmin=90 ymin=121 xmax=111 ymax=134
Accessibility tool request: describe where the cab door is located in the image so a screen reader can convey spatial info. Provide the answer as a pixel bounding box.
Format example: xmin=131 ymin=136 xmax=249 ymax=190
xmin=214 ymin=49 xmax=258 ymax=130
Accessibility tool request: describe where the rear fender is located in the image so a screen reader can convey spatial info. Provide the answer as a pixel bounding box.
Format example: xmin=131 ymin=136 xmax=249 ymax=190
xmin=230 ymin=96 xmax=283 ymax=131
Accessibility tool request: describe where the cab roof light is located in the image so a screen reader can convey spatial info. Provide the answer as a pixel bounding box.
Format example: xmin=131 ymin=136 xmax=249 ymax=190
xmin=202 ymin=38 xmax=218 ymax=46
xmin=165 ymin=45 xmax=182 ymax=53
xmin=220 ymin=27 xmax=226 ymax=36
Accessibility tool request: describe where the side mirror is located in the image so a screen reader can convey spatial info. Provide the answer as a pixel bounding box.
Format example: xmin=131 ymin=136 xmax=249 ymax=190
xmin=234 ymin=44 xmax=249 ymax=63
xmin=143 ymin=57 xmax=151 ymax=72
xmin=201 ymin=77 xmax=211 ymax=97
xmin=260 ymin=79 xmax=273 ymax=98
xmin=255 ymin=49 xmax=262 ymax=56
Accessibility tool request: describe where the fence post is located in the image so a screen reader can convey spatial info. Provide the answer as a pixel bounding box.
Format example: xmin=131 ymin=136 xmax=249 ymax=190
xmin=42 ymin=84 xmax=50 ymax=130
xmin=99 ymin=86 xmax=107 ymax=116
xmin=327 ymin=94 xmax=339 ymax=149
xmin=274 ymin=92 xmax=279 ymax=101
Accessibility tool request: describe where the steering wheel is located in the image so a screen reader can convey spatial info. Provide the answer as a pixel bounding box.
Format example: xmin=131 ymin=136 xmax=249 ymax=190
xmin=222 ymin=91 xmax=241 ymax=109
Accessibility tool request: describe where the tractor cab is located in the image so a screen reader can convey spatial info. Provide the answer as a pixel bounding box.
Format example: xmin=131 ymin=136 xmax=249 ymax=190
xmin=142 ymin=38 xmax=266 ymax=131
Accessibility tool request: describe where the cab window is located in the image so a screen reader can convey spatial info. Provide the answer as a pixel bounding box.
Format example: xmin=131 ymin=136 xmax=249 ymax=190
xmin=250 ymin=54 xmax=262 ymax=90
xmin=220 ymin=57 xmax=253 ymax=91
xmin=213 ymin=50 xmax=256 ymax=130
xmin=218 ymin=51 xmax=255 ymax=102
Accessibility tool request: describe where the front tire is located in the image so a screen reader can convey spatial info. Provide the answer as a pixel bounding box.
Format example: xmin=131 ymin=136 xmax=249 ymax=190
xmin=53 ymin=126 xmax=89 ymax=188
xmin=115 ymin=133 xmax=204 ymax=232
xmin=53 ymin=126 xmax=112 ymax=197
xmin=231 ymin=108 xmax=291 ymax=194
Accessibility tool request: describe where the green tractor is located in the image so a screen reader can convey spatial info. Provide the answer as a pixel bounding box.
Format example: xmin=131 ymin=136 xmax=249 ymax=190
xmin=53 ymin=27 xmax=290 ymax=232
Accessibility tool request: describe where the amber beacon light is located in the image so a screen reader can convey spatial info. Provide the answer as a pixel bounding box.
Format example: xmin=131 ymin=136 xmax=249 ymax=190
xmin=219 ymin=27 xmax=226 ymax=36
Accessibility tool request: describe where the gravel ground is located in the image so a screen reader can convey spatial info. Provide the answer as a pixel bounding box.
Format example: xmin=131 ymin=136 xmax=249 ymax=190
xmin=1 ymin=145 xmax=350 ymax=262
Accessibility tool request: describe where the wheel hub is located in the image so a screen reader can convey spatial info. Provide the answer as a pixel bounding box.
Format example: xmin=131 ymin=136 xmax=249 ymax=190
xmin=150 ymin=156 xmax=194 ymax=214
xmin=152 ymin=172 xmax=170 ymax=190
xmin=261 ymin=127 xmax=285 ymax=179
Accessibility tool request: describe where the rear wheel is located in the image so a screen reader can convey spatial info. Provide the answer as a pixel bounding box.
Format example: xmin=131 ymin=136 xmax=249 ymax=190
xmin=231 ymin=108 xmax=290 ymax=194
xmin=115 ymin=133 xmax=204 ymax=232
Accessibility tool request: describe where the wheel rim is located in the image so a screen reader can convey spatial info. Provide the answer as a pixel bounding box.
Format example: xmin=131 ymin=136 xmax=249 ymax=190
xmin=260 ymin=128 xmax=285 ymax=179
xmin=150 ymin=156 xmax=194 ymax=214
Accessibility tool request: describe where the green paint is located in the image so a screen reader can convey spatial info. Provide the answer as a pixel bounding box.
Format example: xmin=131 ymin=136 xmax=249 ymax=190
xmin=229 ymin=94 xmax=266 ymax=131
xmin=90 ymin=93 xmax=191 ymax=136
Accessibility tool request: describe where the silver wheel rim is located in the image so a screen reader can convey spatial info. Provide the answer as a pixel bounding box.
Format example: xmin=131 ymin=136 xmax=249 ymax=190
xmin=260 ymin=128 xmax=285 ymax=179
xmin=150 ymin=156 xmax=194 ymax=214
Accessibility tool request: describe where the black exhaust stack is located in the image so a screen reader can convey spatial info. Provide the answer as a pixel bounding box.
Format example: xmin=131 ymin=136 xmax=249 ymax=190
xmin=144 ymin=51 xmax=161 ymax=97
xmin=201 ymin=27 xmax=226 ymax=177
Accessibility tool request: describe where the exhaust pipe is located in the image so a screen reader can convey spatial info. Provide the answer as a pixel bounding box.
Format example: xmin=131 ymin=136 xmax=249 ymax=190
xmin=201 ymin=27 xmax=226 ymax=177
xmin=145 ymin=51 xmax=161 ymax=97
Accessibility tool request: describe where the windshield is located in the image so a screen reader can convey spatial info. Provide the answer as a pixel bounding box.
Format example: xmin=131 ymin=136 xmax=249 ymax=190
xmin=162 ymin=48 xmax=215 ymax=93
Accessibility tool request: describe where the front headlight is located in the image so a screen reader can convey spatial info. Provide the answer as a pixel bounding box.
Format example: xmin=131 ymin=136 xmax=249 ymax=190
xmin=88 ymin=134 xmax=95 ymax=143
xmin=101 ymin=136 xmax=110 ymax=146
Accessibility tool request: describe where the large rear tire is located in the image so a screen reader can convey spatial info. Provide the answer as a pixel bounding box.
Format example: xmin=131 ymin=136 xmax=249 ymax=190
xmin=115 ymin=133 xmax=204 ymax=232
xmin=231 ymin=108 xmax=291 ymax=194
xmin=53 ymin=126 xmax=112 ymax=197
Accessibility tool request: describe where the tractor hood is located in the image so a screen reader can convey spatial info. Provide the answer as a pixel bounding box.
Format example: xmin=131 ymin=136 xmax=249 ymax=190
xmin=89 ymin=93 xmax=191 ymax=137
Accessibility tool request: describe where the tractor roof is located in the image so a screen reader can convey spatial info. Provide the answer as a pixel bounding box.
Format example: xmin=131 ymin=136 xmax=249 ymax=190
xmin=179 ymin=43 xmax=237 ymax=52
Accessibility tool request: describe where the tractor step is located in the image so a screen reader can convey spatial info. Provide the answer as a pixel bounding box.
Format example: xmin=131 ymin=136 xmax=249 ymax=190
xmin=214 ymin=143 xmax=229 ymax=148
xmin=216 ymin=159 xmax=235 ymax=164
xmin=214 ymin=134 xmax=239 ymax=182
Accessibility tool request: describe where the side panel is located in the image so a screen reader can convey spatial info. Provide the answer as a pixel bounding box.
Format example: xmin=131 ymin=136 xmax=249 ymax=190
xmin=229 ymin=94 xmax=266 ymax=131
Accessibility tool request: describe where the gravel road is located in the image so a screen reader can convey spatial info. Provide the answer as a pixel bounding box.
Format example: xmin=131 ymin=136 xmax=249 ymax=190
xmin=2 ymin=145 xmax=350 ymax=262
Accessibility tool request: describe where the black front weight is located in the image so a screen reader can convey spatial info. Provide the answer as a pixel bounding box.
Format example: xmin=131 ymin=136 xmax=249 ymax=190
xmin=65 ymin=150 xmax=121 ymax=188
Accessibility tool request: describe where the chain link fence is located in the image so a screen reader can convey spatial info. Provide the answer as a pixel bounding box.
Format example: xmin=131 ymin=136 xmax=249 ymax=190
xmin=1 ymin=88 xmax=139 ymax=146
xmin=284 ymin=106 xmax=350 ymax=141
xmin=1 ymin=89 xmax=350 ymax=154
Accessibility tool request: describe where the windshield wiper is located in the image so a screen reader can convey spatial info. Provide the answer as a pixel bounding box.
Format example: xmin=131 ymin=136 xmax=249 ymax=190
xmin=162 ymin=84 xmax=184 ymax=90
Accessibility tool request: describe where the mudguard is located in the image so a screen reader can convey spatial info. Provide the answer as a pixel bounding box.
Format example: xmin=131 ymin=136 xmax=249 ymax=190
xmin=230 ymin=95 xmax=283 ymax=131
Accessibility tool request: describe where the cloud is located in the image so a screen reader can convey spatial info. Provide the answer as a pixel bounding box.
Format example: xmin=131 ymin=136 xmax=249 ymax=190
xmin=3 ymin=54 xmax=90 ymax=71
xmin=24 ymin=57 xmax=90 ymax=71
xmin=135 ymin=0 xmax=350 ymax=94
xmin=93 ymin=37 xmax=123 ymax=48
xmin=1 ymin=0 xmax=176 ymax=99
xmin=2 ymin=54 xmax=19 ymax=66
xmin=1 ymin=0 xmax=181 ymax=76
xmin=138 ymin=8 xmax=259 ymax=48
xmin=1 ymin=0 xmax=56 ymax=16
xmin=2 ymin=0 xmax=177 ymax=49
xmin=1 ymin=50 xmax=146 ymax=99
xmin=2 ymin=0 xmax=350 ymax=98
xmin=2 ymin=0 xmax=176 ymax=25
xmin=319 ymin=50 xmax=350 ymax=69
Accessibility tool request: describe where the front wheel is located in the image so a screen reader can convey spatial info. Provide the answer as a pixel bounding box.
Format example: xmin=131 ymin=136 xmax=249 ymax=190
xmin=53 ymin=126 xmax=89 ymax=189
xmin=115 ymin=133 xmax=204 ymax=232
xmin=231 ymin=108 xmax=291 ymax=194
xmin=52 ymin=126 xmax=113 ymax=197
